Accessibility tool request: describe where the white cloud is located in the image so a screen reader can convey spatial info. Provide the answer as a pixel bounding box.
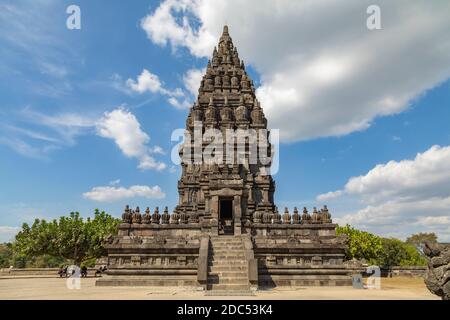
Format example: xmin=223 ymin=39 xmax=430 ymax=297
xmin=166 ymin=67 xmax=205 ymax=109
xmin=140 ymin=0 xmax=216 ymax=57
xmin=169 ymin=166 xmax=177 ymax=173
xmin=20 ymin=107 xmax=95 ymax=146
xmin=316 ymin=190 xmax=343 ymax=202
xmin=318 ymin=145 xmax=450 ymax=241
xmin=0 ymin=108 xmax=95 ymax=159
xmin=183 ymin=68 xmax=205 ymax=96
xmin=38 ymin=61 xmax=68 ymax=78
xmin=138 ymin=155 xmax=167 ymax=171
xmin=126 ymin=68 xmax=191 ymax=109
xmin=167 ymin=96 xmax=191 ymax=109
xmin=96 ymin=108 xmax=166 ymax=171
xmin=319 ymin=145 xmax=450 ymax=203
xmin=0 ymin=226 xmax=20 ymax=243
xmin=2 ymin=107 xmax=167 ymax=169
xmin=126 ymin=69 xmax=165 ymax=94
xmin=0 ymin=0 xmax=76 ymax=97
xmin=140 ymin=0 xmax=450 ymax=142
xmin=336 ymin=197 xmax=450 ymax=241
xmin=150 ymin=145 xmax=165 ymax=155
xmin=109 ymin=179 xmax=121 ymax=186
xmin=83 ymin=185 xmax=166 ymax=202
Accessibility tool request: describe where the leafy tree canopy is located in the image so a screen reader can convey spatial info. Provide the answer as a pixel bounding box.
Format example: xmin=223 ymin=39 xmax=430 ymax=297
xmin=14 ymin=209 xmax=119 ymax=265
xmin=376 ymin=237 xmax=427 ymax=267
xmin=337 ymin=224 xmax=428 ymax=267
xmin=406 ymin=232 xmax=438 ymax=253
xmin=336 ymin=224 xmax=383 ymax=263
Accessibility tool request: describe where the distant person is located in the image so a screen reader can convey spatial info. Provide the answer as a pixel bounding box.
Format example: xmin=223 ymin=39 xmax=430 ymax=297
xmin=81 ymin=266 xmax=88 ymax=278
xmin=58 ymin=265 xmax=68 ymax=277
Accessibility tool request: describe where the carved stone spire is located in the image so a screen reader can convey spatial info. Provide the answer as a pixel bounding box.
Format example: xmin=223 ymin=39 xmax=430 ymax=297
xmin=176 ymin=25 xmax=276 ymax=226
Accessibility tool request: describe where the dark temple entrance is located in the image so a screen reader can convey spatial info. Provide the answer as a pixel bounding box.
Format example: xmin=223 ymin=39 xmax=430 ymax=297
xmin=219 ymin=198 xmax=233 ymax=235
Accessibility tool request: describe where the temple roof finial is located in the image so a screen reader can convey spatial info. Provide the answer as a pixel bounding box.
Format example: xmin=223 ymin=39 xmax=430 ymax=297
xmin=222 ymin=25 xmax=229 ymax=36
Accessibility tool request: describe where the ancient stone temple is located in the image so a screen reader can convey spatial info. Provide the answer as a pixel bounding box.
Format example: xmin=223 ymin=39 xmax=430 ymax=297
xmin=97 ymin=26 xmax=352 ymax=290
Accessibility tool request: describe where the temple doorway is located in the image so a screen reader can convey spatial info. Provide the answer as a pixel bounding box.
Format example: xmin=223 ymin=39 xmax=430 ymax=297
xmin=219 ymin=198 xmax=233 ymax=235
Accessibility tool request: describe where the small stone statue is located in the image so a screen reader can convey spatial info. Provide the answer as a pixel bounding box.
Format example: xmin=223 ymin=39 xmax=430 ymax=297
xmin=253 ymin=210 xmax=262 ymax=224
xmin=204 ymin=76 xmax=214 ymax=91
xmin=272 ymin=208 xmax=281 ymax=224
xmin=292 ymin=207 xmax=301 ymax=224
xmin=132 ymin=206 xmax=142 ymax=224
xmin=171 ymin=210 xmax=180 ymax=224
xmin=221 ymin=108 xmax=232 ymax=122
xmin=251 ymin=99 xmax=264 ymax=124
xmin=241 ymin=73 xmax=249 ymax=89
xmin=222 ymin=73 xmax=230 ymax=87
xmin=230 ymin=71 xmax=239 ymax=87
xmin=205 ymin=97 xmax=216 ymax=122
xmin=180 ymin=208 xmax=188 ymax=224
xmin=283 ymin=207 xmax=291 ymax=224
xmin=212 ymin=47 xmax=219 ymax=66
xmin=262 ymin=208 xmax=271 ymax=224
xmin=121 ymin=205 xmax=131 ymax=223
xmin=151 ymin=207 xmax=161 ymax=224
xmin=189 ymin=211 xmax=199 ymax=224
xmin=301 ymin=207 xmax=311 ymax=224
xmin=161 ymin=206 xmax=170 ymax=224
xmin=220 ymin=94 xmax=232 ymax=121
xmin=312 ymin=207 xmax=321 ymax=223
xmin=142 ymin=207 xmax=151 ymax=224
xmin=321 ymin=205 xmax=332 ymax=223
xmin=214 ymin=75 xmax=221 ymax=87
xmin=192 ymin=103 xmax=203 ymax=121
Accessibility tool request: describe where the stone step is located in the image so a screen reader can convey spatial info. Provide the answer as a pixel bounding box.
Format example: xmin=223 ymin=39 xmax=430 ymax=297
xmin=210 ymin=255 xmax=245 ymax=260
xmin=208 ymin=260 xmax=247 ymax=266
xmin=208 ymin=250 xmax=245 ymax=254
xmin=205 ymin=290 xmax=255 ymax=296
xmin=211 ymin=240 xmax=243 ymax=244
xmin=210 ymin=240 xmax=243 ymax=244
xmin=211 ymin=244 xmax=243 ymax=248
xmin=210 ymin=235 xmax=240 ymax=237
xmin=208 ymin=266 xmax=247 ymax=273
xmin=208 ymin=284 xmax=250 ymax=291
xmin=209 ymin=259 xmax=245 ymax=264
xmin=207 ymin=277 xmax=249 ymax=285
xmin=209 ymin=246 xmax=244 ymax=250
xmin=211 ymin=246 xmax=243 ymax=249
xmin=209 ymin=271 xmax=247 ymax=277
xmin=208 ymin=269 xmax=247 ymax=274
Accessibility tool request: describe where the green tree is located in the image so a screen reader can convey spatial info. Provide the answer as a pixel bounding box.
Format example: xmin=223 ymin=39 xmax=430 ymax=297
xmin=400 ymin=243 xmax=427 ymax=266
xmin=376 ymin=238 xmax=408 ymax=267
xmin=0 ymin=243 xmax=13 ymax=268
xmin=406 ymin=232 xmax=438 ymax=254
xmin=336 ymin=224 xmax=383 ymax=263
xmin=14 ymin=209 xmax=119 ymax=266
xmin=376 ymin=238 xmax=427 ymax=267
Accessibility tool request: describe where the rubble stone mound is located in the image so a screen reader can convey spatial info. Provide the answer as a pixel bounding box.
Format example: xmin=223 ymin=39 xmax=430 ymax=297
xmin=423 ymin=242 xmax=450 ymax=300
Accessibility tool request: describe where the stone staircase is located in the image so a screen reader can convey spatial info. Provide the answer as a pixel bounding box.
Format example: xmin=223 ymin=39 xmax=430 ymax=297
xmin=207 ymin=236 xmax=250 ymax=291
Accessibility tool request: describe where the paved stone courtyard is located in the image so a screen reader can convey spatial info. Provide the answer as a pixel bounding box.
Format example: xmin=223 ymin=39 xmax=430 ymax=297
xmin=0 ymin=277 xmax=438 ymax=300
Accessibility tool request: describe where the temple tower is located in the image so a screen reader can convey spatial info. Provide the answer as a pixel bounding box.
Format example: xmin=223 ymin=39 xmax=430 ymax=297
xmin=175 ymin=25 xmax=275 ymax=235
xmin=98 ymin=26 xmax=352 ymax=289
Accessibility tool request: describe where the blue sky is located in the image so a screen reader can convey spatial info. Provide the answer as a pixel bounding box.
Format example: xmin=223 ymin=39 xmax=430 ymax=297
xmin=1 ymin=0 xmax=450 ymax=242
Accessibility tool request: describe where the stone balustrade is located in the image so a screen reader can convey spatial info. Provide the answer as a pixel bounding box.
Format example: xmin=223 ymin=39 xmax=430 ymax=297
xmin=121 ymin=205 xmax=200 ymax=225
xmin=252 ymin=205 xmax=333 ymax=225
xmin=121 ymin=204 xmax=334 ymax=226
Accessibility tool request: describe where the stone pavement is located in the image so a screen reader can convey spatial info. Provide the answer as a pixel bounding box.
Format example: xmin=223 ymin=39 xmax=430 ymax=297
xmin=0 ymin=277 xmax=438 ymax=300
